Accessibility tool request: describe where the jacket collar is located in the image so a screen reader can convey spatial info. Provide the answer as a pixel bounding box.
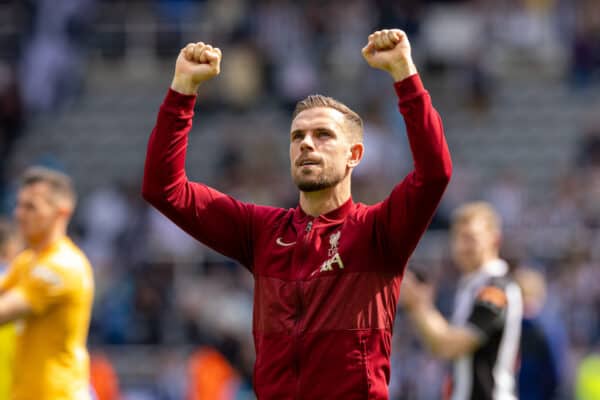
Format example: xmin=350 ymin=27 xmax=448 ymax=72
xmin=294 ymin=197 xmax=354 ymax=225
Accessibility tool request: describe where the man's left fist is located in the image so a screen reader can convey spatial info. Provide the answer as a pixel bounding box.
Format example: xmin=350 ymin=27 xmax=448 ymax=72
xmin=362 ymin=29 xmax=417 ymax=82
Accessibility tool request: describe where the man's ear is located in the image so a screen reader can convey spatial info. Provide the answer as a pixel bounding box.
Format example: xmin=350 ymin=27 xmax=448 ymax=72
xmin=494 ymin=232 xmax=502 ymax=252
xmin=348 ymin=142 xmax=364 ymax=168
xmin=55 ymin=198 xmax=75 ymax=219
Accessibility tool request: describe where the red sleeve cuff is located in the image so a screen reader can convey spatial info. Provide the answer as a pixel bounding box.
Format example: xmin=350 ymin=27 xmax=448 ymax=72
xmin=394 ymin=74 xmax=426 ymax=104
xmin=161 ymin=88 xmax=197 ymax=115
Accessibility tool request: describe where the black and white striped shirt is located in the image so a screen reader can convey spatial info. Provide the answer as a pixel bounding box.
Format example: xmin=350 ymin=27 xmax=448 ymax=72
xmin=450 ymin=259 xmax=523 ymax=400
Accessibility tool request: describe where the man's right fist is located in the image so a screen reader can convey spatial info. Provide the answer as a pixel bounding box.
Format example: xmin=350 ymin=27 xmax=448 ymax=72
xmin=171 ymin=42 xmax=222 ymax=95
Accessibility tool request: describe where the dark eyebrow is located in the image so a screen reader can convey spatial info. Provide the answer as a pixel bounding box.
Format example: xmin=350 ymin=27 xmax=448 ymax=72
xmin=290 ymin=129 xmax=304 ymax=139
xmin=315 ymin=127 xmax=334 ymax=133
xmin=291 ymin=126 xmax=335 ymax=134
xmin=290 ymin=126 xmax=339 ymax=141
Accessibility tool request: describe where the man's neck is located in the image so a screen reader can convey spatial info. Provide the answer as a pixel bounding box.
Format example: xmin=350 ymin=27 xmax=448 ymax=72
xmin=462 ymin=254 xmax=502 ymax=278
xmin=28 ymin=228 xmax=66 ymax=253
xmin=299 ymin=181 xmax=351 ymax=217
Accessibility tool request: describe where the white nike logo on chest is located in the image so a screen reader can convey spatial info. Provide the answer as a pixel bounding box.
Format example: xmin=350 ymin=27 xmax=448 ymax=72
xmin=276 ymin=237 xmax=296 ymax=247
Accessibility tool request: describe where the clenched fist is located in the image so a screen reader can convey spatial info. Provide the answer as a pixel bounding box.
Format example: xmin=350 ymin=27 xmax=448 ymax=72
xmin=171 ymin=42 xmax=222 ymax=95
xmin=399 ymin=270 xmax=434 ymax=312
xmin=362 ymin=29 xmax=417 ymax=82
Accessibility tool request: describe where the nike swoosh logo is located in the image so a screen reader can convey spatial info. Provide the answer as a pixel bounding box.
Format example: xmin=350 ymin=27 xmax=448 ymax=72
xmin=276 ymin=237 xmax=296 ymax=247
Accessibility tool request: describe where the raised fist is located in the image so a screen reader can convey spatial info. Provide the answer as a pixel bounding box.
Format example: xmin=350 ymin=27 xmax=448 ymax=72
xmin=171 ymin=42 xmax=222 ymax=95
xmin=362 ymin=29 xmax=417 ymax=82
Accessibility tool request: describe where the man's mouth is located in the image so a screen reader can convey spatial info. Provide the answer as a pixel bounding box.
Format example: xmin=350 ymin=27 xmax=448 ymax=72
xmin=297 ymin=159 xmax=321 ymax=167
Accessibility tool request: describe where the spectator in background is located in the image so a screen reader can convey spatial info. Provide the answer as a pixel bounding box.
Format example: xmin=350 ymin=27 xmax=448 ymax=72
xmin=576 ymin=122 xmax=600 ymax=169
xmin=19 ymin=0 xmax=95 ymax=112
xmin=89 ymin=351 xmax=121 ymax=400
xmin=515 ymin=267 xmax=567 ymax=400
xmin=154 ymin=0 xmax=207 ymax=59
xmin=0 ymin=63 xmax=24 ymax=214
xmin=186 ymin=347 xmax=240 ymax=400
xmin=483 ymin=170 xmax=526 ymax=229
xmin=570 ymin=0 xmax=600 ymax=87
xmin=80 ymin=185 xmax=131 ymax=269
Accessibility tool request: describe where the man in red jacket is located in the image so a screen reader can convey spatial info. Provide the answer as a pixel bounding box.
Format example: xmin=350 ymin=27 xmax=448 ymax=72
xmin=143 ymin=29 xmax=452 ymax=399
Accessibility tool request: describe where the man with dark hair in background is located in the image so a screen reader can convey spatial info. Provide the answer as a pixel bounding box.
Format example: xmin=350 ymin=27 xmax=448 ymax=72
xmin=0 ymin=167 xmax=94 ymax=400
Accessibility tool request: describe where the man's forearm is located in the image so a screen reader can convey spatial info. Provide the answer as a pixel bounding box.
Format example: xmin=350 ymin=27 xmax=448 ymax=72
xmin=171 ymin=76 xmax=201 ymax=96
xmin=396 ymin=75 xmax=452 ymax=182
xmin=0 ymin=291 xmax=31 ymax=325
xmin=389 ymin=59 xmax=418 ymax=83
xmin=408 ymin=303 xmax=452 ymax=354
xmin=141 ymin=85 xmax=255 ymax=267
xmin=144 ymin=39 xmax=220 ymax=204
xmin=407 ymin=303 xmax=481 ymax=360
xmin=141 ymin=89 xmax=196 ymax=204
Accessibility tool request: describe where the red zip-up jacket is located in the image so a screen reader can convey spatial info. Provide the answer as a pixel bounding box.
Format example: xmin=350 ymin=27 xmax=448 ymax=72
xmin=142 ymin=74 xmax=452 ymax=399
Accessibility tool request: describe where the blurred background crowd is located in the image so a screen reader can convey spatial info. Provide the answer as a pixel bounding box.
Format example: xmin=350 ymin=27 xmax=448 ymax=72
xmin=1 ymin=0 xmax=600 ymax=399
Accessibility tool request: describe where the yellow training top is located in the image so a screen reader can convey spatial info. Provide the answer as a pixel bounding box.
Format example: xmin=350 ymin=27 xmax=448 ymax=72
xmin=0 ymin=264 xmax=16 ymax=400
xmin=0 ymin=322 xmax=15 ymax=399
xmin=0 ymin=236 xmax=94 ymax=400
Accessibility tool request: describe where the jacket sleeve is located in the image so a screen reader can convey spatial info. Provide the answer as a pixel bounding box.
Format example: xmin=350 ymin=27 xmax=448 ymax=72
xmin=369 ymin=74 xmax=452 ymax=269
xmin=142 ymin=89 xmax=254 ymax=269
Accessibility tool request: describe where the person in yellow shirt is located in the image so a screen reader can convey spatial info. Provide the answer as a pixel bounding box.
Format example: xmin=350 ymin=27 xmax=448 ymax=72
xmin=0 ymin=220 xmax=20 ymax=400
xmin=0 ymin=167 xmax=95 ymax=400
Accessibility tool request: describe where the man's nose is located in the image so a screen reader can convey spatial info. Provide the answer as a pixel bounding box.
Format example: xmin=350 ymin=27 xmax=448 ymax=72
xmin=300 ymin=133 xmax=315 ymax=151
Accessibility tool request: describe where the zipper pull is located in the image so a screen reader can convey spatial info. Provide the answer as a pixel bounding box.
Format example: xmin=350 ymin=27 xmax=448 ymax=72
xmin=305 ymin=220 xmax=313 ymax=233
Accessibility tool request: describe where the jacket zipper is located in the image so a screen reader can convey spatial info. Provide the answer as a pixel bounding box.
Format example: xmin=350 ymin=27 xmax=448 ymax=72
xmin=305 ymin=220 xmax=313 ymax=233
xmin=294 ymin=218 xmax=313 ymax=399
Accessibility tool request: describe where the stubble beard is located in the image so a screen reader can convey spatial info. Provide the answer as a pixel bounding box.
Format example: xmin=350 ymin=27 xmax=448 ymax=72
xmin=293 ymin=168 xmax=346 ymax=192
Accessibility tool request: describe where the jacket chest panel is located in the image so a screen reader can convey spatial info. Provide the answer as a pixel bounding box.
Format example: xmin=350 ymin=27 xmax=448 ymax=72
xmin=254 ymin=222 xmax=372 ymax=280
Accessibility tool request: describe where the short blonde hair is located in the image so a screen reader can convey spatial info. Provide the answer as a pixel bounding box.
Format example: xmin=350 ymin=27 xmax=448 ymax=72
xmin=20 ymin=166 xmax=77 ymax=207
xmin=451 ymin=202 xmax=502 ymax=233
xmin=292 ymin=94 xmax=363 ymax=141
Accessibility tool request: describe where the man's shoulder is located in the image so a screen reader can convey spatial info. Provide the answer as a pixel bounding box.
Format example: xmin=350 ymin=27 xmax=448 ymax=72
xmin=45 ymin=238 xmax=92 ymax=277
xmin=344 ymin=201 xmax=377 ymax=224
xmin=473 ymin=272 xmax=521 ymax=315
xmin=0 ymin=250 xmax=33 ymax=285
xmin=34 ymin=241 xmax=93 ymax=297
xmin=485 ymin=274 xmax=517 ymax=292
xmin=11 ymin=249 xmax=34 ymax=268
xmin=252 ymin=204 xmax=296 ymax=223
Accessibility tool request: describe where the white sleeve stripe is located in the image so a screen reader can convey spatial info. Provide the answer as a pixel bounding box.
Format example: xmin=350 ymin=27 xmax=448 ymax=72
xmin=452 ymin=354 xmax=473 ymax=400
xmin=492 ymin=282 xmax=522 ymax=400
